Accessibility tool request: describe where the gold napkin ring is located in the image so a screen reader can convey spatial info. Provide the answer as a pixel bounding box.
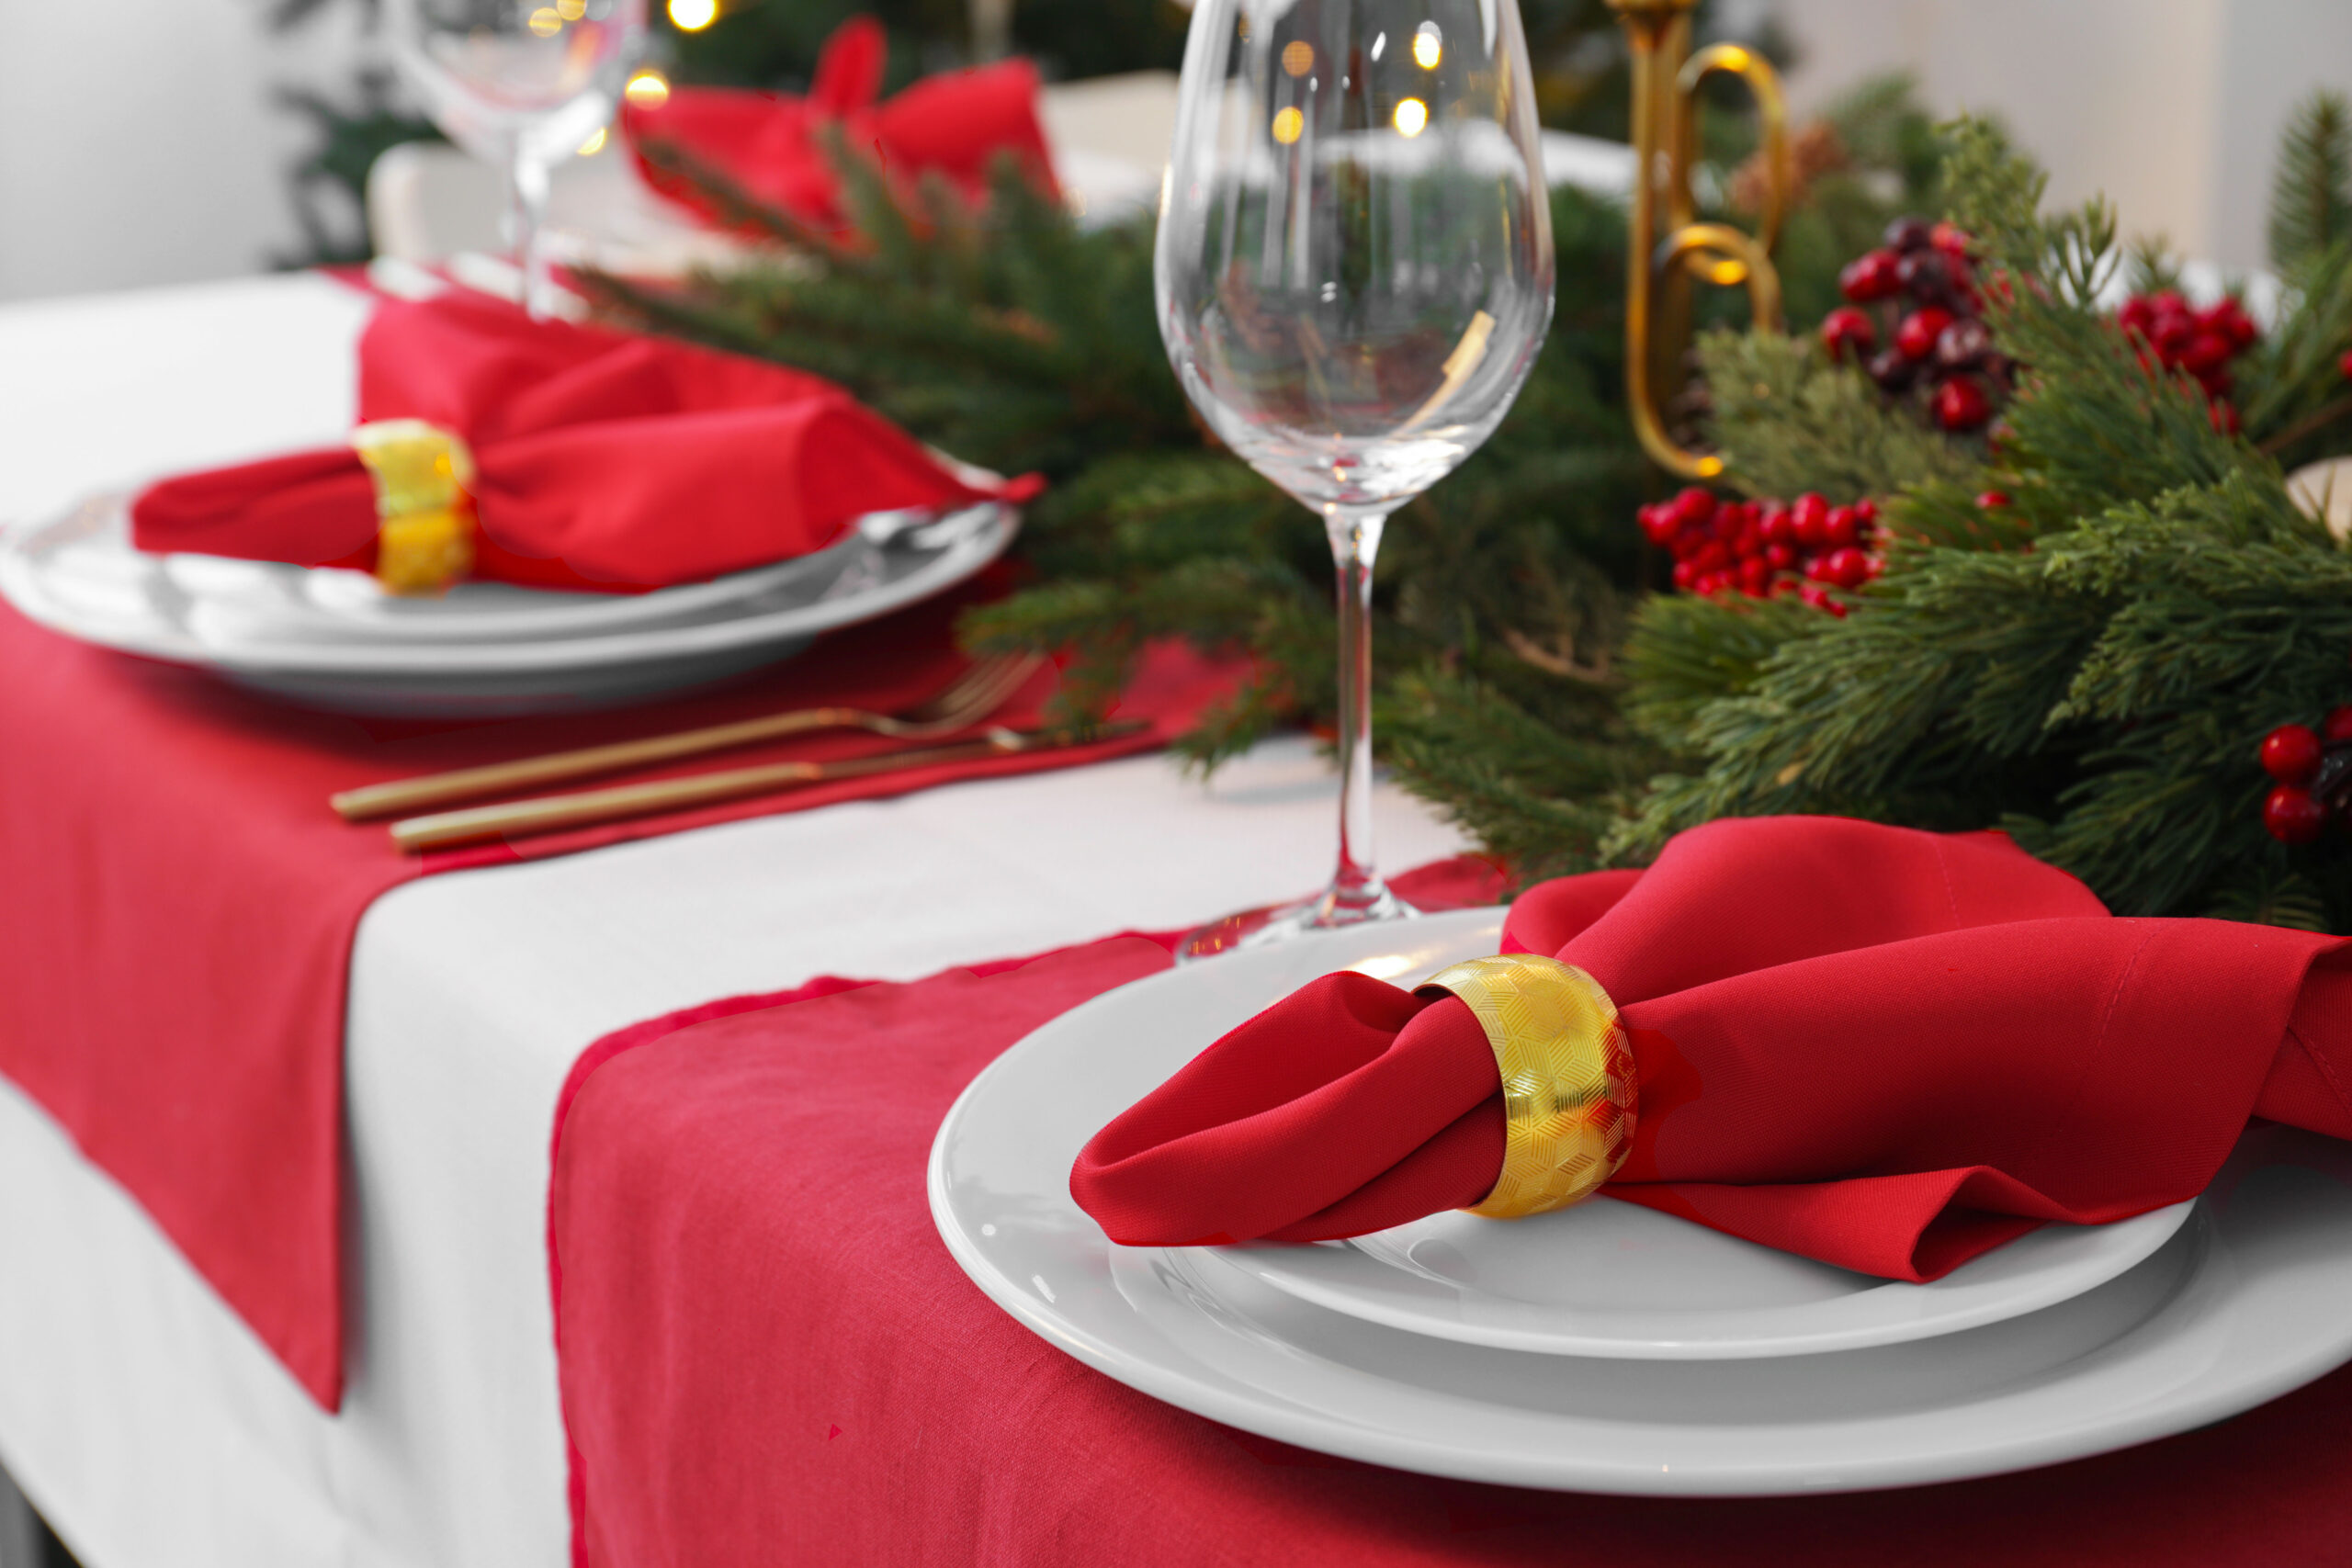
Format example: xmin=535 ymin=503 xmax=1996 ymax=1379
xmin=352 ymin=420 xmax=477 ymax=595
xmin=1415 ymin=954 xmax=1639 ymax=1219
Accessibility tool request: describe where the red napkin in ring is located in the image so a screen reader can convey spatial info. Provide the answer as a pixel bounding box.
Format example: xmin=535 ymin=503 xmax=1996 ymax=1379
xmin=130 ymin=289 xmax=1038 ymax=592
xmin=1072 ymin=816 xmax=2352 ymax=1280
xmin=623 ymin=17 xmax=1060 ymax=236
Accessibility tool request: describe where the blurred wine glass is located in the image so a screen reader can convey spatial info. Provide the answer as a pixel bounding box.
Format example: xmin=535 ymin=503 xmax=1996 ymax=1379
xmin=383 ymin=0 xmax=647 ymax=317
xmin=1157 ymin=0 xmax=1555 ymax=957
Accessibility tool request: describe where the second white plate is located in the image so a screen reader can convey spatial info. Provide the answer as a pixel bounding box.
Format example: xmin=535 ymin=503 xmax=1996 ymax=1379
xmin=1225 ymin=1189 xmax=2190 ymax=1359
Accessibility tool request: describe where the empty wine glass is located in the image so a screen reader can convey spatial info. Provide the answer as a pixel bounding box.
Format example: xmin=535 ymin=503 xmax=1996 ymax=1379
xmin=1157 ymin=0 xmax=1555 ymax=956
xmin=383 ymin=0 xmax=648 ymax=317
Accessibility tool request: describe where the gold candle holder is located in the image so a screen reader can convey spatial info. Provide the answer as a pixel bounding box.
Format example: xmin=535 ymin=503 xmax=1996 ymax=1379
xmin=1607 ymin=0 xmax=1791 ymax=479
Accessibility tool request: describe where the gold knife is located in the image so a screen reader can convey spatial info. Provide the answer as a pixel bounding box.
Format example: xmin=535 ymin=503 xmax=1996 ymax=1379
xmin=389 ymin=720 xmax=1149 ymax=853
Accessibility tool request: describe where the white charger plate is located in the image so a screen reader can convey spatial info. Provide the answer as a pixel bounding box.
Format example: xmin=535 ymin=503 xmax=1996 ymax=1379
xmin=1227 ymin=1188 xmax=2189 ymax=1359
xmin=928 ymin=909 xmax=2352 ymax=1495
xmin=0 ymin=496 xmax=1016 ymax=716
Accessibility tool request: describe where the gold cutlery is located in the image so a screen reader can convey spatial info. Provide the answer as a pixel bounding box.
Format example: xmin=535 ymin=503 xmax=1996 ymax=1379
xmin=389 ymin=718 xmax=1147 ymax=853
xmin=334 ymin=652 xmax=1042 ymax=822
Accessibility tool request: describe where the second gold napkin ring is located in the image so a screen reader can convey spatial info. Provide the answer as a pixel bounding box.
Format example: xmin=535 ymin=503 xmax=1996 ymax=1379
xmin=1415 ymin=953 xmax=1639 ymax=1219
xmin=352 ymin=420 xmax=477 ymax=595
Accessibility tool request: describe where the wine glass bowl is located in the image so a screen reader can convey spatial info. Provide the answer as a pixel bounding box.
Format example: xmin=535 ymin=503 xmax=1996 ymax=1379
xmin=383 ymin=0 xmax=647 ymax=314
xmin=1157 ymin=0 xmax=1555 ymax=955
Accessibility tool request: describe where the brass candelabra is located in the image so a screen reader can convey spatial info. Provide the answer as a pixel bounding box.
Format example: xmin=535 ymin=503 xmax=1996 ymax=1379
xmin=1607 ymin=0 xmax=1791 ymax=479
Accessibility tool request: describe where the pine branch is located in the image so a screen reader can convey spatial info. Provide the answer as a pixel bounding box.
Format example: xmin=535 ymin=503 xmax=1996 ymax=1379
xmin=2267 ymin=89 xmax=2352 ymax=277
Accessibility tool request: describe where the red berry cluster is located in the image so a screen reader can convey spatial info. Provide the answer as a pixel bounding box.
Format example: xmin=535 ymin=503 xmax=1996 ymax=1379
xmin=1638 ymin=487 xmax=1882 ymax=615
xmin=2117 ymin=291 xmax=2258 ymax=434
xmin=1819 ymin=217 xmax=2012 ymax=433
xmin=2258 ymin=708 xmax=2352 ymax=844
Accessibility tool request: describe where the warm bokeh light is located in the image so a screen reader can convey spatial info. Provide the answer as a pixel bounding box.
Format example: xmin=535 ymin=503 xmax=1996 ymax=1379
xmin=1271 ymin=107 xmax=1305 ymax=145
xmin=557 ymin=0 xmax=586 ymax=17
xmin=527 ymin=6 xmax=563 ymax=38
xmin=668 ymin=0 xmax=718 ymax=30
xmin=1280 ymin=40 xmax=1314 ymax=78
xmin=1393 ymin=97 xmax=1428 ymax=137
xmin=624 ymin=68 xmax=672 ymax=108
xmin=577 ymin=126 xmax=608 ymax=156
xmin=1411 ymin=23 xmax=1442 ymax=69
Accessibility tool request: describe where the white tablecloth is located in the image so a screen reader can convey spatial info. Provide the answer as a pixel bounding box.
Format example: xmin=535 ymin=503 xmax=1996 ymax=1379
xmin=0 ymin=275 xmax=1470 ymax=1568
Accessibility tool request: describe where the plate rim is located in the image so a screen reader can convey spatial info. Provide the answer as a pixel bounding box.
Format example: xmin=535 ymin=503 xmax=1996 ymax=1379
xmin=0 ymin=497 xmax=1016 ymax=676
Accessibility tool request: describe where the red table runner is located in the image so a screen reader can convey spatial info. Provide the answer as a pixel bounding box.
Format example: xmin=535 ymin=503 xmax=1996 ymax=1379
xmin=548 ymin=864 xmax=2352 ymax=1568
xmin=0 ymin=584 xmax=1233 ymax=1408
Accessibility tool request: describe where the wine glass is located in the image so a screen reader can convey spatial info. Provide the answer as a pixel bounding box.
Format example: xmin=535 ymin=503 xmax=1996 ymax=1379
xmin=1157 ymin=0 xmax=1555 ymax=956
xmin=383 ymin=0 xmax=648 ymax=318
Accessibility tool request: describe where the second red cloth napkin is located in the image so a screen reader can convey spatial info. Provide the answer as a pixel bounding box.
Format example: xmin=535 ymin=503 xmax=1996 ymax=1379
xmin=1073 ymin=816 xmax=2352 ymax=1279
xmin=623 ymin=17 xmax=1060 ymax=236
xmin=130 ymin=289 xmax=1035 ymax=592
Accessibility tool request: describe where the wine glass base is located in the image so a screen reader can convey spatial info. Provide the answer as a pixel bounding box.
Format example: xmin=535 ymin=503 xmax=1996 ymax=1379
xmin=1174 ymin=884 xmax=1420 ymax=964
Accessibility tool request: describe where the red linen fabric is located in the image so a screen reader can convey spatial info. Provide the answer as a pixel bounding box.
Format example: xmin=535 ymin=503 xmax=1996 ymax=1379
xmin=547 ymin=874 xmax=2352 ymax=1568
xmin=1073 ymin=817 xmax=2352 ymax=1280
xmin=129 ymin=288 xmax=1034 ymax=592
xmin=622 ymin=17 xmax=1059 ymax=236
xmin=0 ymin=585 xmax=1232 ymax=1408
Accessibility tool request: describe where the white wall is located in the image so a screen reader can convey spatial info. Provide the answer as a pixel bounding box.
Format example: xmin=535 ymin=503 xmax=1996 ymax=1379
xmin=1770 ymin=0 xmax=2352 ymax=272
xmin=0 ymin=0 xmax=364 ymax=303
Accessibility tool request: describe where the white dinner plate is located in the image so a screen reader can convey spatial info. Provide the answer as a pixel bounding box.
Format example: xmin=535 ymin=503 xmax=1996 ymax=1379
xmin=1227 ymin=1189 xmax=2189 ymax=1359
xmin=0 ymin=496 xmax=1017 ymax=716
xmin=929 ymin=910 xmax=2352 ymax=1495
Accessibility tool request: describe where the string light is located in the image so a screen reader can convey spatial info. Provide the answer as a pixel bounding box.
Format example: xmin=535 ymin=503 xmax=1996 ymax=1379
xmin=1393 ymin=97 xmax=1428 ymax=137
xmin=1280 ymin=40 xmax=1314 ymax=77
xmin=577 ymin=126 xmax=608 ymax=155
xmin=526 ymin=6 xmax=562 ymax=37
xmin=668 ymin=0 xmax=718 ymax=30
xmin=1412 ymin=22 xmax=1442 ymax=69
xmin=556 ymin=0 xmax=586 ymax=17
xmin=624 ymin=68 xmax=671 ymax=108
xmin=1271 ymin=107 xmax=1305 ymax=145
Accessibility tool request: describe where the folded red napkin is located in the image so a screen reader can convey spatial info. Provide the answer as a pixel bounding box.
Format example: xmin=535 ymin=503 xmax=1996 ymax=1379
xmin=623 ymin=17 xmax=1060 ymax=236
xmin=130 ymin=289 xmax=1035 ymax=592
xmin=1073 ymin=816 xmax=2352 ymax=1280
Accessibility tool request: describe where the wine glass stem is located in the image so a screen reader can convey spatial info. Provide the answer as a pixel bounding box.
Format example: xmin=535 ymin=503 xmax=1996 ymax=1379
xmin=1328 ymin=509 xmax=1389 ymax=914
xmin=508 ymin=150 xmax=555 ymax=320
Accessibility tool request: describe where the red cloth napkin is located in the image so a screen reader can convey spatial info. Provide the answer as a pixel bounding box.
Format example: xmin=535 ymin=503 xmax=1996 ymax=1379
xmin=548 ymin=883 xmax=2352 ymax=1568
xmin=1071 ymin=817 xmax=2352 ymax=1280
xmin=129 ymin=288 xmax=1034 ymax=592
xmin=623 ymin=17 xmax=1060 ymax=236
xmin=0 ymin=580 xmax=1235 ymax=1409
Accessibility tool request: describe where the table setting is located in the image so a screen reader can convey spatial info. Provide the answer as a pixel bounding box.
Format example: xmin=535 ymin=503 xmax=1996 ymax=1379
xmin=6 ymin=1 xmax=2352 ymax=1567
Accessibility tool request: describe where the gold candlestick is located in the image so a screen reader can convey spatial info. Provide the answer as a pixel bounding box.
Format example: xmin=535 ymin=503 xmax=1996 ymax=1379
xmin=1607 ymin=0 xmax=1791 ymax=479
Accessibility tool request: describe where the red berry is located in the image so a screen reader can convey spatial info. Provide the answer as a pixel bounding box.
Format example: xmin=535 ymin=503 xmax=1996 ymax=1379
xmin=1820 ymin=306 xmax=1878 ymax=362
xmin=2179 ymin=331 xmax=2233 ymax=375
xmin=1638 ymin=502 xmax=1677 ymax=546
xmin=1692 ymin=539 xmax=1731 ymax=574
xmin=1758 ymin=504 xmax=1794 ymax=546
xmin=1670 ymin=559 xmax=1696 ymax=590
xmin=2265 ymin=785 xmax=2329 ymax=846
xmin=1670 ymin=486 xmax=1716 ymax=529
xmin=1822 ymin=547 xmax=1872 ymax=589
xmin=1764 ymin=542 xmax=1797 ymax=570
xmin=1738 ymin=556 xmax=1772 ymax=594
xmin=1853 ymin=497 xmax=1880 ymax=525
xmin=1839 ymin=249 xmax=1903 ymax=303
xmin=1975 ymin=490 xmax=2011 ymax=511
xmin=2324 ymin=705 xmax=2352 ymax=744
xmin=1928 ymin=221 xmax=1971 ymax=260
xmin=1825 ymin=599 xmax=1849 ymax=618
xmin=1791 ymin=491 xmax=1830 ymax=546
xmin=2263 ymin=724 xmax=2324 ymax=785
xmin=1935 ymin=377 xmax=1995 ymax=430
xmin=2210 ymin=399 xmax=2242 ymax=435
xmin=1824 ymin=504 xmax=1861 ymax=548
xmin=1895 ymin=307 xmax=1955 ymax=360
xmin=2337 ymin=347 xmax=2352 ymax=380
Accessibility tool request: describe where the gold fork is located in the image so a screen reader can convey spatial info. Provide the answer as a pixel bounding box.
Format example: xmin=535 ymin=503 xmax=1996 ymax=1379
xmin=331 ymin=650 xmax=1044 ymax=821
